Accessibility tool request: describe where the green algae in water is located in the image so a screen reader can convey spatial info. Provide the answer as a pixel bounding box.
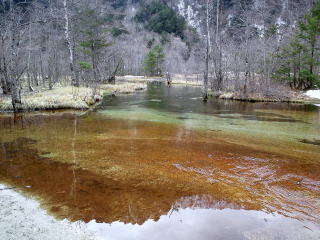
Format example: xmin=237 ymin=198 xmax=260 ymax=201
xmin=99 ymin=106 xmax=319 ymax=143
xmin=98 ymin=83 xmax=320 ymax=164
xmin=0 ymin=83 xmax=320 ymax=232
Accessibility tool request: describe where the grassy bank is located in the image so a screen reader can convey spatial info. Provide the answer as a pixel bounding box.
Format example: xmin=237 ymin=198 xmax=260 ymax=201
xmin=1 ymin=76 xmax=318 ymax=112
xmin=211 ymin=90 xmax=320 ymax=104
xmin=116 ymin=74 xmax=202 ymax=87
xmin=0 ymin=87 xmax=98 ymax=112
xmin=0 ymin=82 xmax=147 ymax=112
xmin=116 ymin=76 xmax=318 ymax=104
xmin=100 ymin=82 xmax=146 ymax=94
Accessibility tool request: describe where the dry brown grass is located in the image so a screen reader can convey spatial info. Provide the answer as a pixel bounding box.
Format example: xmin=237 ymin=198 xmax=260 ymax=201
xmin=99 ymin=82 xmax=147 ymax=94
xmin=170 ymin=74 xmax=202 ymax=86
xmin=0 ymin=81 xmax=148 ymax=112
xmin=116 ymin=75 xmax=203 ymax=87
xmin=215 ymin=90 xmax=314 ymax=103
xmin=0 ymin=87 xmax=102 ymax=112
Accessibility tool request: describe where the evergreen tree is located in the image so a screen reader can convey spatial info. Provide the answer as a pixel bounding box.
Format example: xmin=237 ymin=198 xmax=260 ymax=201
xmin=77 ymin=8 xmax=111 ymax=83
xmin=135 ymin=1 xmax=186 ymax=39
xmin=144 ymin=45 xmax=165 ymax=76
xmin=275 ymin=1 xmax=320 ymax=90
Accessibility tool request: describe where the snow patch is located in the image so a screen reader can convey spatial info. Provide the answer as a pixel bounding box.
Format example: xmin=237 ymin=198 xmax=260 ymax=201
xmin=177 ymin=0 xmax=185 ymax=15
xmin=1 ymin=184 xmax=320 ymax=239
xmin=306 ymin=90 xmax=320 ymax=99
xmin=227 ymin=14 xmax=233 ymax=26
xmin=276 ymin=17 xmax=286 ymax=26
xmin=254 ymin=24 xmax=265 ymax=38
xmin=0 ymin=184 xmax=93 ymax=240
xmin=177 ymin=0 xmax=200 ymax=32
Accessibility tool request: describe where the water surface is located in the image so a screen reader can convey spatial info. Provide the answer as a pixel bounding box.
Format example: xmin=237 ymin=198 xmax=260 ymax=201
xmin=0 ymin=83 xmax=319 ymax=239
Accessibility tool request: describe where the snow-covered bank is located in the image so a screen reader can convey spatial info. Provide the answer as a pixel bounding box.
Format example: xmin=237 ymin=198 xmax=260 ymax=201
xmin=1 ymin=184 xmax=320 ymax=240
xmin=0 ymin=184 xmax=93 ymax=240
xmin=306 ymin=90 xmax=320 ymax=99
xmin=305 ymin=90 xmax=320 ymax=107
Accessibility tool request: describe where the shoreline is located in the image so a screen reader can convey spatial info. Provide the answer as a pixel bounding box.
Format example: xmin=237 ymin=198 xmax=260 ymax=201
xmin=116 ymin=75 xmax=203 ymax=87
xmin=1 ymin=77 xmax=319 ymax=113
xmin=211 ymin=90 xmax=320 ymax=105
xmin=0 ymin=183 xmax=93 ymax=240
xmin=0 ymin=82 xmax=147 ymax=113
xmin=1 ymin=182 xmax=320 ymax=240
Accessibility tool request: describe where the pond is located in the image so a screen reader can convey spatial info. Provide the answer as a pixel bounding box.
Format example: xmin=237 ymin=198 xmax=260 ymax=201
xmin=0 ymin=83 xmax=320 ymax=239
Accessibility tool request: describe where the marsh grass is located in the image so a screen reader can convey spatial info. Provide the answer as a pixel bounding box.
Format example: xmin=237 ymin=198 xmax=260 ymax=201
xmin=0 ymin=82 xmax=147 ymax=112
xmin=99 ymin=82 xmax=147 ymax=94
xmin=0 ymin=87 xmax=101 ymax=112
xmin=2 ymin=76 xmax=313 ymax=112
xmin=215 ymin=90 xmax=313 ymax=103
xmin=116 ymin=75 xmax=202 ymax=86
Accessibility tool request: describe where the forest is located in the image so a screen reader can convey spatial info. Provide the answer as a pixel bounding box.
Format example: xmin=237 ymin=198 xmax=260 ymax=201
xmin=0 ymin=0 xmax=319 ymax=111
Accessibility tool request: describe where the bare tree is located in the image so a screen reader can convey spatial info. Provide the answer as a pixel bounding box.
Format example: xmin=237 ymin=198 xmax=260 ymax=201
xmin=7 ymin=0 xmax=28 ymax=111
xmin=203 ymin=0 xmax=211 ymax=101
xmin=63 ymin=0 xmax=78 ymax=87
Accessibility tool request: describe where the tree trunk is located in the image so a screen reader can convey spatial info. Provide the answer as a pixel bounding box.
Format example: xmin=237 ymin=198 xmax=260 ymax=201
xmin=63 ymin=0 xmax=78 ymax=87
xmin=33 ymin=62 xmax=39 ymax=86
xmin=40 ymin=53 xmax=45 ymax=87
xmin=91 ymin=44 xmax=98 ymax=84
xmin=27 ymin=24 xmax=33 ymax=92
xmin=9 ymin=2 xmax=22 ymax=111
xmin=0 ymin=74 xmax=7 ymax=94
xmin=203 ymin=0 xmax=210 ymax=102
xmin=215 ymin=0 xmax=223 ymax=91
xmin=11 ymin=79 xmax=21 ymax=112
xmin=0 ymin=59 xmax=10 ymax=94
xmin=308 ymin=39 xmax=315 ymax=88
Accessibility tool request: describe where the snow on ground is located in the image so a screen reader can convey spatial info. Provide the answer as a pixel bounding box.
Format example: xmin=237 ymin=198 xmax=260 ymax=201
xmin=306 ymin=90 xmax=320 ymax=99
xmin=0 ymin=184 xmax=93 ymax=240
xmin=1 ymin=184 xmax=320 ymax=240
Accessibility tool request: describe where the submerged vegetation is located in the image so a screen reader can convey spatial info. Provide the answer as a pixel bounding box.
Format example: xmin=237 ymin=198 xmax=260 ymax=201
xmin=0 ymin=0 xmax=320 ymax=238
xmin=0 ymin=84 xmax=320 ymax=239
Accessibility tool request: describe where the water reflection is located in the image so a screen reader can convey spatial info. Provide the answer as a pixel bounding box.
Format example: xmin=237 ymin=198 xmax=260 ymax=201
xmin=86 ymin=207 xmax=320 ymax=240
xmin=101 ymin=83 xmax=320 ymax=123
xmin=0 ymin=83 xmax=320 ymax=239
xmin=0 ymin=114 xmax=319 ymax=225
xmin=0 ymin=137 xmax=186 ymax=224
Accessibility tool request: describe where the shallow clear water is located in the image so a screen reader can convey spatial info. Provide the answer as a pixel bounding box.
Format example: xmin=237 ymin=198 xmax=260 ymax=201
xmin=0 ymin=83 xmax=319 ymax=239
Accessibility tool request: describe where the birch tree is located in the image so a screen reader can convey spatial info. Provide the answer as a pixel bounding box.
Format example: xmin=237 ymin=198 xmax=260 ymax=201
xmin=7 ymin=0 xmax=27 ymax=111
xmin=203 ymin=0 xmax=211 ymax=101
xmin=214 ymin=0 xmax=223 ymax=90
xmin=63 ymin=0 xmax=78 ymax=87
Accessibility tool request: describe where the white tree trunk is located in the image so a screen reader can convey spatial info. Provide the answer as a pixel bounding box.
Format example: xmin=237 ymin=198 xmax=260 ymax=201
xmin=63 ymin=0 xmax=78 ymax=87
xmin=215 ymin=0 xmax=222 ymax=90
xmin=203 ymin=0 xmax=210 ymax=101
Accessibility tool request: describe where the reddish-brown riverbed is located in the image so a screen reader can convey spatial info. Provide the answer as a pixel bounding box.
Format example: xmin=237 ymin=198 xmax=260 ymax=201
xmin=0 ymin=84 xmax=319 ymax=239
